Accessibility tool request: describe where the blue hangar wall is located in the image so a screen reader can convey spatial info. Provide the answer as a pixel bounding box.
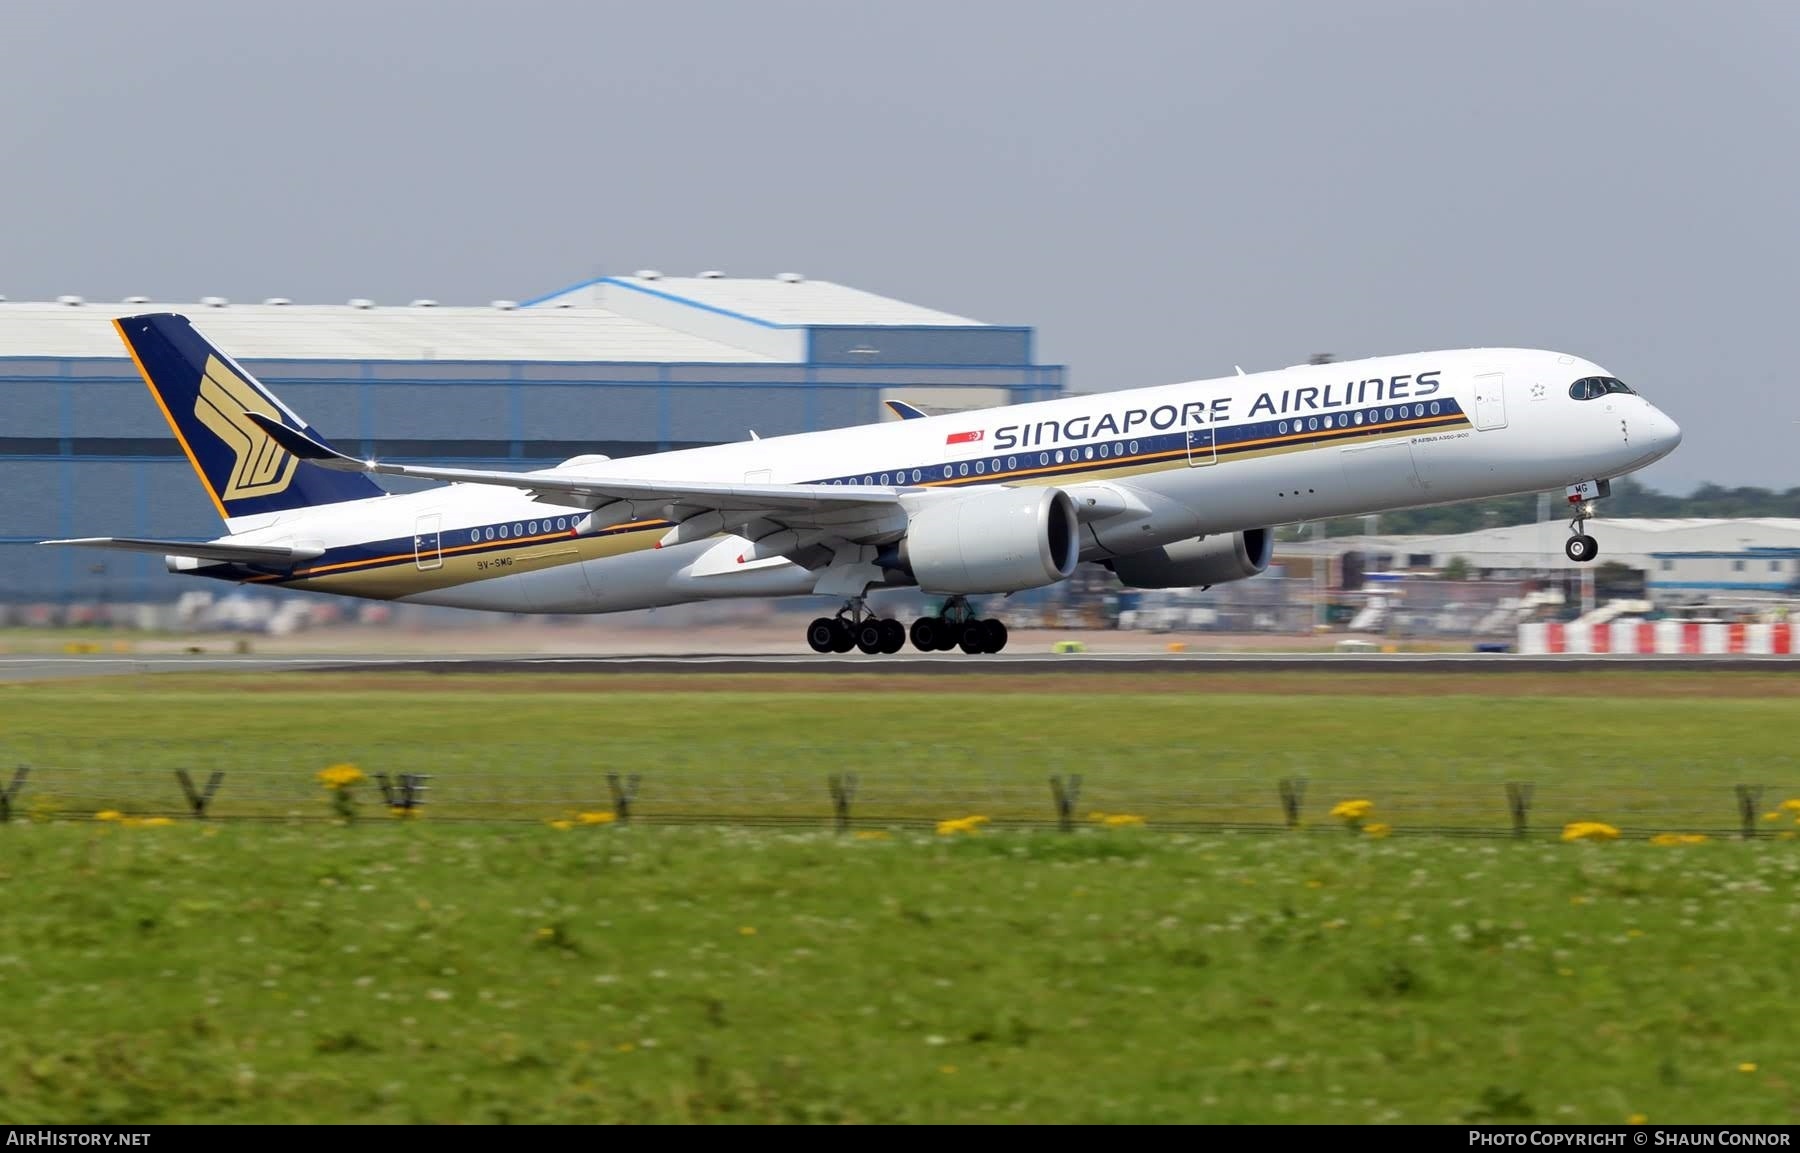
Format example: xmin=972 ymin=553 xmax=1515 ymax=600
xmin=0 ymin=315 xmax=1064 ymax=604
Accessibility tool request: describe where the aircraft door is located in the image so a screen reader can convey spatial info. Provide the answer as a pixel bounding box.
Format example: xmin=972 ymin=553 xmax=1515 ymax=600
xmin=414 ymin=513 xmax=442 ymax=571
xmin=1474 ymin=373 xmax=1508 ymax=430
xmin=1186 ymin=426 xmax=1217 ymax=467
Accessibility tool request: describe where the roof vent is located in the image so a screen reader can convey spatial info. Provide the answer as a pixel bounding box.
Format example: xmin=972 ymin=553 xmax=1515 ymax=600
xmin=410 ymin=298 xmax=438 ymax=308
xmin=491 ymin=300 xmax=518 ymax=310
xmin=698 ymin=270 xmax=725 ymax=279
xmin=122 ymin=295 xmax=150 ymax=304
xmin=263 ymin=297 xmax=291 ymax=306
xmin=775 ymin=272 xmax=805 ymax=283
xmin=57 ymin=295 xmax=84 ymax=306
xmin=634 ymin=269 xmax=663 ymax=280
xmin=348 ymin=298 xmax=374 ymax=309
xmin=201 ymin=296 xmax=228 ymax=307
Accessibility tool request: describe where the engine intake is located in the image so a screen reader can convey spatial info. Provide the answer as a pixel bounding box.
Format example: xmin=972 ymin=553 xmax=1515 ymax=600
xmin=1105 ymin=529 xmax=1274 ymax=589
xmin=893 ymin=487 xmax=1080 ymax=594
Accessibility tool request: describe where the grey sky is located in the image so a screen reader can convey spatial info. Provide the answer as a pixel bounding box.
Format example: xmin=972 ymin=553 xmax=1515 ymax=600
xmin=5 ymin=0 xmax=1796 ymax=494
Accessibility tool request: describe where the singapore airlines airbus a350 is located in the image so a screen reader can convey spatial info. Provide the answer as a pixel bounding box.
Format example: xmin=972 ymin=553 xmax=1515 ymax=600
xmin=45 ymin=314 xmax=1681 ymax=655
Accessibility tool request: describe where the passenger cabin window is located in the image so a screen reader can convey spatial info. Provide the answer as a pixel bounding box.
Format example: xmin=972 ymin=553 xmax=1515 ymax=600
xmin=1569 ymin=376 xmax=1636 ymax=400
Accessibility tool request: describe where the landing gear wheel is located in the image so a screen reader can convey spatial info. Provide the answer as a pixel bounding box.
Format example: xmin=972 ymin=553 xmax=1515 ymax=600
xmin=880 ymin=619 xmax=906 ymax=654
xmin=854 ymin=619 xmax=885 ymax=655
xmin=806 ymin=617 xmax=837 ymax=653
xmin=980 ymin=619 xmax=1008 ymax=653
xmin=910 ymin=618 xmax=939 ymax=652
xmin=959 ymin=627 xmax=986 ymax=655
xmin=829 ymin=620 xmax=855 ymax=653
xmin=1565 ymin=534 xmax=1598 ymax=563
xmin=937 ymin=619 xmax=964 ymax=651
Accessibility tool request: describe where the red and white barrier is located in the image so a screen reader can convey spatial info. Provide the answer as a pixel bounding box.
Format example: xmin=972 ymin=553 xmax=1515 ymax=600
xmin=1517 ymin=619 xmax=1797 ymax=655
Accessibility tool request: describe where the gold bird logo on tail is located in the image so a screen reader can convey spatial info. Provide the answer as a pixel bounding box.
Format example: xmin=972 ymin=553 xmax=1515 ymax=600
xmin=192 ymin=356 xmax=298 ymax=501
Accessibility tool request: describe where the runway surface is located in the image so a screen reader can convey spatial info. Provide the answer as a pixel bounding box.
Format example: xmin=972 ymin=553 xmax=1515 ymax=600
xmin=3 ymin=650 xmax=1797 ymax=681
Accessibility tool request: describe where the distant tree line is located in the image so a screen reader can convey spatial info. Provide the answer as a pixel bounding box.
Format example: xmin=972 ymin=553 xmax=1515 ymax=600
xmin=1277 ymin=476 xmax=1800 ymax=541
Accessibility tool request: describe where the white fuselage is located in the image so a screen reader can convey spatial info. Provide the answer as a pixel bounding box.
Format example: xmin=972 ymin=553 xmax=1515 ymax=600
xmin=203 ymin=347 xmax=1682 ymax=612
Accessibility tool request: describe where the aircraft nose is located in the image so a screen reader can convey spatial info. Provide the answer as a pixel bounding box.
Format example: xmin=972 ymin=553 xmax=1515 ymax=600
xmin=1650 ymin=406 xmax=1682 ymax=454
xmin=1640 ymin=404 xmax=1682 ymax=460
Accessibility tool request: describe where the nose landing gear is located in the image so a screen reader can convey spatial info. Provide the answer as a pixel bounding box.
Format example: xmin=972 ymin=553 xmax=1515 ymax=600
xmin=1563 ymin=479 xmax=1610 ymax=563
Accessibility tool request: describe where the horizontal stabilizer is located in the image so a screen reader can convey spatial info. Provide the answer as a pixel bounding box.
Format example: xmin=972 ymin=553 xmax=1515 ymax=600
xmin=40 ymin=537 xmax=325 ymax=565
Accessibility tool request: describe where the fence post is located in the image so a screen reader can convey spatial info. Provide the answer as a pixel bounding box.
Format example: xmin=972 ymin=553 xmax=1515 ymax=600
xmin=175 ymin=770 xmax=225 ymax=819
xmin=608 ymin=773 xmax=641 ymax=825
xmin=828 ymin=774 xmax=857 ymax=833
xmin=1505 ymin=782 xmax=1534 ymax=839
xmin=1278 ymin=777 xmax=1307 ymax=828
xmin=1049 ymin=774 xmax=1082 ymax=831
xmin=1736 ymin=785 xmax=1763 ymax=840
xmin=0 ymin=767 xmax=25 ymax=822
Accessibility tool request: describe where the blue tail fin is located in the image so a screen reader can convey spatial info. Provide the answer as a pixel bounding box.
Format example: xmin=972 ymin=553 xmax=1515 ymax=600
xmin=114 ymin=313 xmax=385 ymax=523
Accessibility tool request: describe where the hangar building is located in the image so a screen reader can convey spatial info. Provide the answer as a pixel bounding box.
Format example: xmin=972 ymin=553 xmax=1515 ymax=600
xmin=0 ymin=273 xmax=1064 ymax=602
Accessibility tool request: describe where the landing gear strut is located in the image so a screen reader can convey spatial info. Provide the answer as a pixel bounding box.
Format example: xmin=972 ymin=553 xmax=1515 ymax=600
xmin=1563 ymin=480 xmax=1608 ymax=563
xmin=908 ymin=596 xmax=1008 ymax=654
xmin=806 ymin=597 xmax=905 ymax=655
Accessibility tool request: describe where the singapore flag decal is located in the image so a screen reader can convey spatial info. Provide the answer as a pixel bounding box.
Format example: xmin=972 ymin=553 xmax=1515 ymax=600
xmin=946 ymin=429 xmax=984 ymax=445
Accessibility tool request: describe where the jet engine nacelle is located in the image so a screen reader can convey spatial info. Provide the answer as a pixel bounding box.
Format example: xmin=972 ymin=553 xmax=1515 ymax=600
xmin=892 ymin=487 xmax=1080 ymax=594
xmin=1105 ymin=529 xmax=1274 ymax=589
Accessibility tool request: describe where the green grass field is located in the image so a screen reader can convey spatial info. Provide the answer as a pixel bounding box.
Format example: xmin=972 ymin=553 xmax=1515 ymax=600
xmin=1 ymin=669 xmax=1797 ymax=1123
xmin=0 ymin=821 xmax=1796 ymax=1124
xmin=1 ymin=670 xmax=1795 ymax=834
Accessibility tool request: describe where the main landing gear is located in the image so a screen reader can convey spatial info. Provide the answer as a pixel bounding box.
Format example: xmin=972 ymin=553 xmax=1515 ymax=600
xmin=803 ymin=596 xmax=1009 ymax=656
xmin=908 ymin=596 xmax=1008 ymax=655
xmin=807 ymin=598 xmax=906 ymax=655
xmin=1563 ymin=479 xmax=1610 ymax=563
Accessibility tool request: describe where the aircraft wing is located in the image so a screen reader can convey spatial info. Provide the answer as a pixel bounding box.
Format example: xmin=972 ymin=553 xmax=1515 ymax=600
xmin=40 ymin=537 xmax=325 ymax=565
xmin=245 ymin=412 xmax=911 ymax=519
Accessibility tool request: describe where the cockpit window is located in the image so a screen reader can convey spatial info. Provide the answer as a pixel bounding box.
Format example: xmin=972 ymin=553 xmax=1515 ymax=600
xmin=1569 ymin=376 xmax=1635 ymax=400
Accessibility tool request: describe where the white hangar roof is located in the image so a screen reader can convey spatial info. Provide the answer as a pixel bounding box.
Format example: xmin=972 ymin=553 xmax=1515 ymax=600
xmin=0 ymin=272 xmax=1000 ymax=364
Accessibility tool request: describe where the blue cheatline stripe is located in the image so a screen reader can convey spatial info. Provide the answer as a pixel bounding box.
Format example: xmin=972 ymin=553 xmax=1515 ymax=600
xmin=230 ymin=400 xmax=1471 ymax=589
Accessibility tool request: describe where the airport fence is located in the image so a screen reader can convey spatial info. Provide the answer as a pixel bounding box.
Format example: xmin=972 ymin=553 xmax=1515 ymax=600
xmin=2 ymin=735 xmax=1794 ymax=841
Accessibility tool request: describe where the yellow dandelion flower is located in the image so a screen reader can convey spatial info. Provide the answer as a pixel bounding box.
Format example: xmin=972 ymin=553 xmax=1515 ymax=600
xmin=1101 ymin=814 xmax=1145 ymax=827
xmin=939 ymin=1065 xmax=958 ymax=1075
xmin=137 ymin=817 xmax=174 ymax=827
xmin=1778 ymin=799 xmax=1800 ymax=813
xmin=95 ymin=810 xmax=124 ymax=822
xmin=616 ymin=1042 xmax=635 ymax=1053
xmin=1561 ymin=821 xmax=1619 ymax=843
xmin=535 ymin=927 xmax=554 ymax=940
xmin=1764 ymin=811 xmax=1783 ymax=822
xmin=936 ymin=815 xmax=989 ymax=836
xmin=547 ymin=819 xmax=573 ymax=831
xmin=1363 ymin=822 xmax=1392 ymax=839
xmin=1329 ymin=800 xmax=1374 ymax=821
xmin=317 ymin=764 xmax=364 ymax=790
xmin=1650 ymin=833 xmax=1708 ymax=846
xmin=1628 ymin=1114 xmax=1647 ymax=1126
xmin=738 ymin=926 xmax=757 ymax=936
xmin=854 ymin=830 xmax=890 ymax=840
xmin=575 ymin=811 xmax=616 ymax=825
xmin=389 ymin=806 xmax=421 ymax=819
xmin=1739 ymin=1062 xmax=1758 ymax=1074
